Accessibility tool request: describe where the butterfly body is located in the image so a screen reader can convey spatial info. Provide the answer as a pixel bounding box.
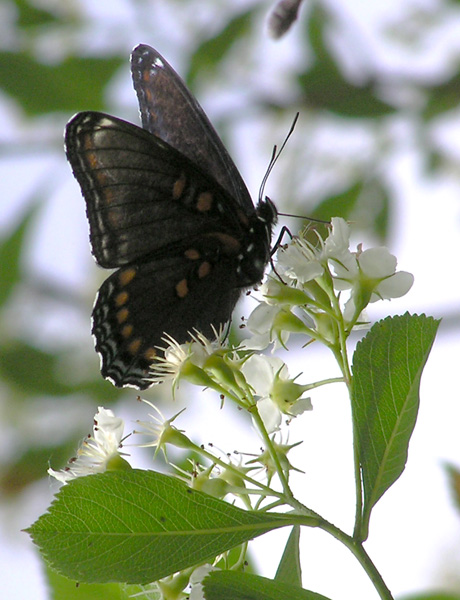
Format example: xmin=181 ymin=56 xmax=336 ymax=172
xmin=65 ymin=45 xmax=276 ymax=389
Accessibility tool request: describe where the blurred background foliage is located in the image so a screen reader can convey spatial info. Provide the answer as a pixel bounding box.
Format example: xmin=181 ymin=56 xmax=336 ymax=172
xmin=1 ymin=0 xmax=460 ymax=598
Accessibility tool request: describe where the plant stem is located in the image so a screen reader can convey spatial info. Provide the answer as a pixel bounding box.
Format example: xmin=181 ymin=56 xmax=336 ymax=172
xmin=187 ymin=440 xmax=284 ymax=501
xmin=251 ymin=408 xmax=293 ymax=499
xmin=285 ymin=510 xmax=394 ymax=598
xmin=319 ymin=520 xmax=394 ymax=600
xmin=328 ymin=292 xmax=364 ymax=538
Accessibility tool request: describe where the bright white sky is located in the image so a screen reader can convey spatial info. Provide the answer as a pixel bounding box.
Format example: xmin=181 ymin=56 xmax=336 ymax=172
xmin=1 ymin=1 xmax=460 ymax=599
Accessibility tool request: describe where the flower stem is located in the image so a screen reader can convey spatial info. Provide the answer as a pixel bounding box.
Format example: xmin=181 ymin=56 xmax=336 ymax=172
xmin=250 ymin=407 xmax=294 ymax=499
xmin=187 ymin=440 xmax=284 ymax=502
xmin=327 ymin=292 xmax=364 ymax=537
xmin=318 ymin=520 xmax=394 ymax=600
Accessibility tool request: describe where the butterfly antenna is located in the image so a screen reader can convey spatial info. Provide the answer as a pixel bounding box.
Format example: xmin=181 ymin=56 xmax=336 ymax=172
xmin=258 ymin=112 xmax=299 ymax=202
xmin=258 ymin=114 xmax=329 ymax=225
xmin=277 ymin=211 xmax=330 ymax=224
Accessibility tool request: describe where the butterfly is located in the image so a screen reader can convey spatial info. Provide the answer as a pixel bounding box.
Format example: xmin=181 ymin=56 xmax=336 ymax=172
xmin=65 ymin=44 xmax=277 ymax=389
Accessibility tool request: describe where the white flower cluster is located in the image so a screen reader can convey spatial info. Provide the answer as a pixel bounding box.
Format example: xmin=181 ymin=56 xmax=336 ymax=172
xmin=246 ymin=218 xmax=413 ymax=348
xmin=48 ymin=407 xmax=128 ymax=483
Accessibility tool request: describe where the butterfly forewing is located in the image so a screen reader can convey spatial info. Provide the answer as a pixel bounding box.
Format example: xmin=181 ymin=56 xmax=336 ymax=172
xmin=66 ymin=111 xmax=249 ymax=269
xmin=65 ymin=44 xmax=276 ymax=389
xmin=131 ymin=44 xmax=253 ymax=212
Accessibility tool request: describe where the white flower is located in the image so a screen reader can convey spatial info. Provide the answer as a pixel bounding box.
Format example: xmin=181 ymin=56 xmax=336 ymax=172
xmin=147 ymin=333 xmax=193 ymax=386
xmin=325 ymin=217 xmax=352 ymax=257
xmin=359 ymin=247 xmax=414 ymax=300
xmin=338 ymin=246 xmax=414 ymax=322
xmin=276 ymin=217 xmax=354 ymax=285
xmin=148 ymin=327 xmax=226 ymax=388
xmin=241 ymin=355 xmax=312 ymax=433
xmin=276 ymin=240 xmax=325 ymax=284
xmin=48 ymin=407 xmax=128 ymax=483
xmin=133 ymin=399 xmax=192 ymax=460
xmin=242 ymin=301 xmax=290 ymax=351
xmin=189 ymin=565 xmax=217 ymax=600
xmin=244 ymin=218 xmax=413 ymax=342
xmin=375 ymin=269 xmax=414 ymax=299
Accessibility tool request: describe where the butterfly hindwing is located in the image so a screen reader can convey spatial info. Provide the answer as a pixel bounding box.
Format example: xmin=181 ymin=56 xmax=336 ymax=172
xmin=92 ymin=250 xmax=241 ymax=389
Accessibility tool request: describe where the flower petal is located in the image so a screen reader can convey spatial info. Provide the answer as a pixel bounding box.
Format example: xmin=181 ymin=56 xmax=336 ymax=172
xmin=289 ymin=396 xmax=313 ymax=416
xmin=359 ymin=247 xmax=396 ymax=278
xmin=374 ymin=270 xmax=414 ymax=299
xmin=257 ymin=397 xmax=282 ymax=433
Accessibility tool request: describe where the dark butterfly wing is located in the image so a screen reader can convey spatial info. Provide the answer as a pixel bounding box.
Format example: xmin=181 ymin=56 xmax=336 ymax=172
xmin=93 ymin=254 xmax=241 ymax=389
xmin=65 ymin=111 xmax=249 ymax=269
xmin=65 ymin=47 xmax=277 ymax=389
xmin=66 ymin=111 xmax=259 ymax=388
xmin=131 ymin=44 xmax=253 ymax=213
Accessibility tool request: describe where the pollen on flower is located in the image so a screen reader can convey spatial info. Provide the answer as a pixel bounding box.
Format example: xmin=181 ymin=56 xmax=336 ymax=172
xmin=132 ymin=399 xmax=192 ymax=460
xmin=48 ymin=407 xmax=128 ymax=483
xmin=147 ymin=326 xmax=227 ymax=387
xmin=189 ymin=325 xmax=227 ymax=355
xmin=241 ymin=355 xmax=312 ymax=433
xmin=275 ymin=218 xmax=353 ymax=286
xmin=147 ymin=334 xmax=192 ymax=385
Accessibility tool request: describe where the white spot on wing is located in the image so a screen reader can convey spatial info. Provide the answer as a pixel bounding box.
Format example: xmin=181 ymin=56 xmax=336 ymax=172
xmin=152 ymin=56 xmax=164 ymax=69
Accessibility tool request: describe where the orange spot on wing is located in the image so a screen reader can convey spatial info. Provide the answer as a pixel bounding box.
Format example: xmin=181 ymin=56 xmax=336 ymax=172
xmin=185 ymin=248 xmax=200 ymax=260
xmin=197 ymin=191 xmax=213 ymax=212
xmin=144 ymin=348 xmax=157 ymax=361
xmin=107 ymin=207 xmax=122 ymax=225
xmin=128 ymin=338 xmax=142 ymax=355
xmin=173 ymin=173 xmax=187 ymax=199
xmin=119 ymin=268 xmax=136 ymax=286
xmin=116 ymin=308 xmax=129 ymax=323
xmin=175 ymin=279 xmax=189 ymax=298
xmin=205 ymin=233 xmax=241 ymax=255
xmin=85 ymin=149 xmax=99 ymax=170
xmin=122 ymin=324 xmax=133 ymax=338
xmin=115 ymin=291 xmax=129 ymax=306
xmin=236 ymin=209 xmax=249 ymax=227
xmin=102 ymin=189 xmax=115 ymax=205
xmin=198 ymin=261 xmax=211 ymax=278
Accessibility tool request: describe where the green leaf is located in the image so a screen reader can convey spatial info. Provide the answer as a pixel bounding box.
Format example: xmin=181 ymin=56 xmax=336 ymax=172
xmin=0 ymin=440 xmax=77 ymax=495
xmin=28 ymin=470 xmax=292 ymax=584
xmin=46 ymin=565 xmax=143 ymax=600
xmin=0 ymin=342 xmax=72 ymax=395
xmin=400 ymin=593 xmax=460 ymax=600
xmin=305 ymin=4 xmax=329 ymax=63
xmin=444 ymin=463 xmax=460 ymax=512
xmin=275 ymin=526 xmax=302 ymax=586
xmin=301 ymin=6 xmax=395 ymax=118
xmin=299 ymin=66 xmax=395 ymax=118
xmin=15 ymin=0 xmax=58 ymax=28
xmin=188 ymin=10 xmax=253 ymax=83
xmin=352 ymin=314 xmax=439 ymax=540
xmin=202 ymin=570 xmax=331 ymax=600
xmin=312 ymin=179 xmax=391 ymax=241
xmin=0 ymin=203 xmax=38 ymax=307
xmin=0 ymin=340 xmax=123 ymax=401
xmin=423 ymin=72 xmax=460 ymax=120
xmin=0 ymin=51 xmax=124 ymax=116
xmin=312 ymin=181 xmax=363 ymax=222
xmin=371 ymin=180 xmax=391 ymax=240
